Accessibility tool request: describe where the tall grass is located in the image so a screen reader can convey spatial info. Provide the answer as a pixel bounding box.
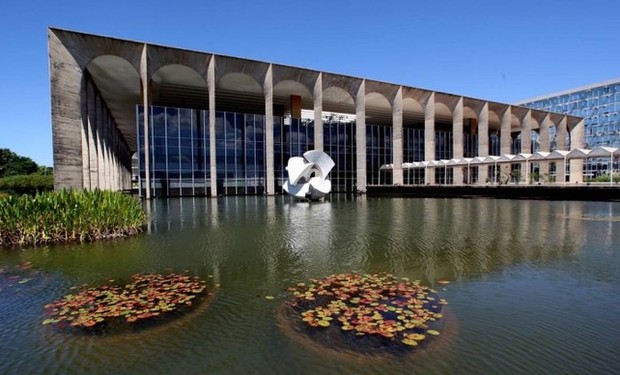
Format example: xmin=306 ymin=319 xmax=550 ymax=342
xmin=0 ymin=189 xmax=146 ymax=247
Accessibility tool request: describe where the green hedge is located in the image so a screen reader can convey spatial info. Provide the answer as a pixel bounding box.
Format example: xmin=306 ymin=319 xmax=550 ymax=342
xmin=0 ymin=174 xmax=54 ymax=195
xmin=0 ymin=189 xmax=146 ymax=247
xmin=585 ymin=175 xmax=620 ymax=183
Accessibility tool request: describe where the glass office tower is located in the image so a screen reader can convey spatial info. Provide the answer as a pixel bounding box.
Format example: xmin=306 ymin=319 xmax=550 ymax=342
xmin=520 ymin=79 xmax=620 ymax=175
xmin=522 ymin=79 xmax=620 ymax=149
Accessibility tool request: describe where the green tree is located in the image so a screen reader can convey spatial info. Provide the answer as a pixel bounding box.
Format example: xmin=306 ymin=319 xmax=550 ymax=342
xmin=0 ymin=149 xmax=39 ymax=178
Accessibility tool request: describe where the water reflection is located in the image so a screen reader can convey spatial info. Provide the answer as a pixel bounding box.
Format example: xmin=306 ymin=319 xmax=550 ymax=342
xmin=138 ymin=196 xmax=614 ymax=285
xmin=1 ymin=196 xmax=619 ymax=374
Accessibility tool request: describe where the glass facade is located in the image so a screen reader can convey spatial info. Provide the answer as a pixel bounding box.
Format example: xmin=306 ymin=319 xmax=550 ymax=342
xmin=138 ymin=106 xmax=360 ymax=196
xmin=324 ymin=120 xmax=356 ymax=192
xmin=367 ymin=124 xmax=392 ymax=186
xmin=137 ymin=106 xmax=210 ymax=197
xmin=215 ymin=111 xmax=266 ymax=195
xmin=138 ymin=102 xmax=555 ymax=195
xmin=403 ymin=127 xmax=425 ymax=184
xmin=137 ymin=105 xmax=266 ymax=197
xmin=522 ymin=81 xmax=620 ymax=149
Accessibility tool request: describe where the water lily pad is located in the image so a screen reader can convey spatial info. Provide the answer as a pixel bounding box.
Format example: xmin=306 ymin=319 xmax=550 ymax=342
xmin=285 ymin=272 xmax=448 ymax=354
xmin=427 ymin=329 xmax=440 ymax=336
xmin=42 ymin=272 xmax=209 ymax=331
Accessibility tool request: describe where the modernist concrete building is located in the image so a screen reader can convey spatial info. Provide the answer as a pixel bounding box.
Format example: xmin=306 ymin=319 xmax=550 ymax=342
xmin=49 ymin=28 xmax=585 ymax=198
xmin=518 ymin=79 xmax=620 ymax=176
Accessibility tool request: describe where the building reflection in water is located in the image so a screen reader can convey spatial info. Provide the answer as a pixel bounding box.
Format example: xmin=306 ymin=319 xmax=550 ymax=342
xmin=142 ymin=196 xmax=617 ymax=284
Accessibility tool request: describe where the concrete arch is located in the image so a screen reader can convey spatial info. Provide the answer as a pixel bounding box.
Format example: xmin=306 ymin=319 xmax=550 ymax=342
xmin=463 ymin=105 xmax=478 ymax=120
xmin=150 ymin=64 xmax=208 ymax=109
xmin=273 ymin=80 xmax=313 ymax=101
xmin=272 ymin=65 xmax=318 ymax=95
xmin=403 ymin=97 xmax=423 ymax=114
xmin=217 ymin=72 xmax=262 ymax=94
xmin=365 ymin=91 xmax=392 ymax=108
xmin=86 ymin=55 xmax=141 ymax=145
xmin=530 ymin=116 xmax=540 ymax=131
xmin=366 ymin=81 xmax=399 ymax=106
xmin=511 ymin=113 xmax=521 ymax=128
xmin=365 ymin=91 xmax=392 ymax=125
xmin=152 ymin=64 xmax=207 ymax=87
xmin=322 ymin=73 xmax=362 ymax=104
xmin=147 ymin=45 xmax=209 ymax=79
xmin=434 ymin=102 xmax=453 ymax=119
xmin=488 ymin=109 xmax=501 ymax=125
xmin=322 ymin=86 xmax=355 ymax=114
xmin=214 ymin=55 xmax=270 ymax=88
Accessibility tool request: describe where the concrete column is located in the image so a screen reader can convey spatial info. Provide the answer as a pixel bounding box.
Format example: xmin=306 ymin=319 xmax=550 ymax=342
xmin=86 ymin=79 xmax=98 ymax=189
xmin=521 ymin=110 xmax=532 ymax=153
xmin=453 ymin=97 xmax=464 ymax=184
xmin=556 ymin=116 xmax=568 ymax=183
xmin=109 ymin=118 xmax=115 ymax=190
xmin=113 ymin=123 xmax=119 ymax=190
xmin=208 ymin=56 xmax=217 ymax=197
xmin=140 ymin=44 xmax=151 ymax=199
xmin=109 ymin=120 xmax=115 ymax=191
xmin=477 ymin=103 xmax=489 ymax=184
xmin=49 ymin=31 xmax=84 ymax=190
xmin=392 ymin=86 xmax=403 ymax=185
xmin=313 ymin=73 xmax=323 ymax=151
xmin=103 ymin=108 xmax=111 ymax=190
xmin=80 ymin=85 xmax=91 ymax=190
xmin=424 ymin=93 xmax=435 ymax=184
xmin=264 ymin=64 xmax=275 ymax=195
xmin=521 ymin=110 xmax=532 ymax=183
xmin=500 ymin=106 xmax=512 ymax=154
xmin=96 ymin=98 xmax=105 ymax=189
xmin=356 ymin=80 xmax=367 ymax=192
xmin=569 ymin=119 xmax=585 ymax=183
xmin=556 ymin=116 xmax=568 ymax=150
xmin=500 ymin=106 xmax=512 ymax=180
xmin=539 ymin=114 xmax=551 ymax=176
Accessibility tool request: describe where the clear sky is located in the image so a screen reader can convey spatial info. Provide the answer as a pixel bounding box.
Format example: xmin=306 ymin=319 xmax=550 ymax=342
xmin=0 ymin=0 xmax=618 ymax=166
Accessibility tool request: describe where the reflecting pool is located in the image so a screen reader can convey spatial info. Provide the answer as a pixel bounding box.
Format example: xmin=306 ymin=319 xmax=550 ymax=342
xmin=1 ymin=196 xmax=619 ymax=374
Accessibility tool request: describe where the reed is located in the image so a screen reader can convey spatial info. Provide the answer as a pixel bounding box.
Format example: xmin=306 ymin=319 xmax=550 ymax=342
xmin=0 ymin=189 xmax=146 ymax=247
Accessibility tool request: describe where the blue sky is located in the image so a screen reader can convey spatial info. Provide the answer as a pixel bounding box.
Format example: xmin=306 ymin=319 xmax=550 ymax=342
xmin=0 ymin=0 xmax=618 ymax=166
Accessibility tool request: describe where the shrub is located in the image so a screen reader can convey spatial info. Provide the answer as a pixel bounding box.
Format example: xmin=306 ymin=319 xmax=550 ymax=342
xmin=0 ymin=174 xmax=54 ymax=195
xmin=585 ymin=174 xmax=620 ymax=184
xmin=0 ymin=189 xmax=146 ymax=247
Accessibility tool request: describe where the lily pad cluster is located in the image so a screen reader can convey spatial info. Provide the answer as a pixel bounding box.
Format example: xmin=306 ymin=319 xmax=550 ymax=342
xmin=43 ymin=273 xmax=207 ymax=329
xmin=286 ymin=272 xmax=447 ymax=352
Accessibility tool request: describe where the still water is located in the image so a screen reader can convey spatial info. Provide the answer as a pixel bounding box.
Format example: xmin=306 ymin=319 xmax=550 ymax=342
xmin=1 ymin=196 xmax=619 ymax=374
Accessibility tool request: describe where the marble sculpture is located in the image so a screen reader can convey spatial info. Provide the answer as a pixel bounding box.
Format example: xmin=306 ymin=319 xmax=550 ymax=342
xmin=283 ymin=150 xmax=334 ymax=200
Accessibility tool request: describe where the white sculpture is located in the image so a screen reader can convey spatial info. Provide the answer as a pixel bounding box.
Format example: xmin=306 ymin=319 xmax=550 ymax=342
xmin=283 ymin=150 xmax=334 ymax=200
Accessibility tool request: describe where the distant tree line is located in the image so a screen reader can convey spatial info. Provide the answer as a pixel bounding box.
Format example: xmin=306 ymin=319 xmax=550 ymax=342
xmin=0 ymin=148 xmax=54 ymax=195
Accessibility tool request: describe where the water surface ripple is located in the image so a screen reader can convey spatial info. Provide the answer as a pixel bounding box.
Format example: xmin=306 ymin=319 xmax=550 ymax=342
xmin=0 ymin=196 xmax=619 ymax=374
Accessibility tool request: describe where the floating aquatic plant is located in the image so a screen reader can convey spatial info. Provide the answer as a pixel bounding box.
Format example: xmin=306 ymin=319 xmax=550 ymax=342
xmin=0 ymin=262 xmax=38 ymax=291
xmin=285 ymin=272 xmax=447 ymax=352
xmin=43 ymin=273 xmax=207 ymax=330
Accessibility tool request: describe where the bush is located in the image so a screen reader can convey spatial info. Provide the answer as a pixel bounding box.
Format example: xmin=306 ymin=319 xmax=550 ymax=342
xmin=0 ymin=189 xmax=146 ymax=247
xmin=0 ymin=174 xmax=54 ymax=195
xmin=585 ymin=174 xmax=620 ymax=184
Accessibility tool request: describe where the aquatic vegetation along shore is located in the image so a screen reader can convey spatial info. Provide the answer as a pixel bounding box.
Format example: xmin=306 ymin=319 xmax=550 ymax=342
xmin=0 ymin=189 xmax=146 ymax=247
